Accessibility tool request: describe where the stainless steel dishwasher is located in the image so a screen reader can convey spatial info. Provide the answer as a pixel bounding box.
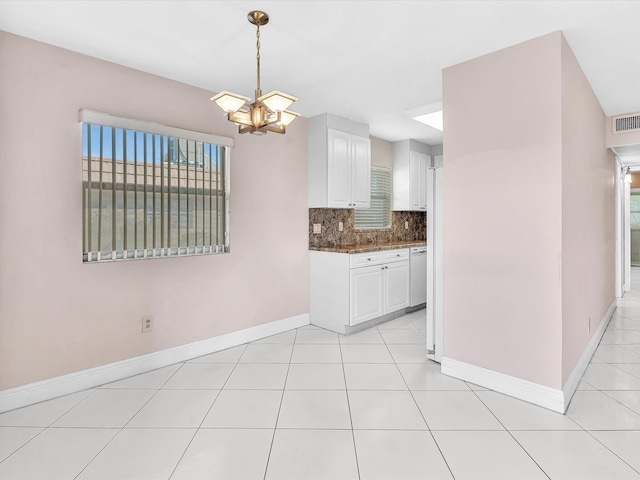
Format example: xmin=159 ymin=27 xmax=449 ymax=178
xmin=410 ymin=246 xmax=427 ymax=306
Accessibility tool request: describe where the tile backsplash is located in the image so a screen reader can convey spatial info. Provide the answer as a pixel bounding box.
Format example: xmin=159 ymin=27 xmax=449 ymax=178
xmin=309 ymin=208 xmax=426 ymax=248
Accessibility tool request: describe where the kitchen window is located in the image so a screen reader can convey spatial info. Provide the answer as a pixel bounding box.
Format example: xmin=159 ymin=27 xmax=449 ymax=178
xmin=81 ymin=110 xmax=232 ymax=262
xmin=354 ymin=165 xmax=391 ymax=229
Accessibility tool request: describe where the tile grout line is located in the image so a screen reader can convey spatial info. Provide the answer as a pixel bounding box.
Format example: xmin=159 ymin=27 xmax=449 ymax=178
xmin=469 ymin=388 xmax=552 ymax=480
xmin=167 ymin=347 xmax=247 ymax=480
xmin=583 ymin=429 xmax=640 ymax=475
xmin=601 ymin=362 xmax=640 ymax=382
xmin=376 ymin=320 xmax=457 ymax=480
xmin=582 ymin=325 xmax=640 ymax=476
xmin=0 ymin=426 xmax=47 ymax=466
xmin=261 ymin=329 xmax=298 ymax=480
xmin=73 ymin=360 xmax=190 ymax=480
xmin=0 ymin=386 xmax=102 ymax=467
xmin=338 ymin=329 xmax=362 ymax=480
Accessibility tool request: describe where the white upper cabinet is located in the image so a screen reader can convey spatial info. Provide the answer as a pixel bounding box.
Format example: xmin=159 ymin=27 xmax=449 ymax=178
xmin=309 ymin=114 xmax=371 ymax=209
xmin=327 ymin=129 xmax=351 ymax=208
xmin=392 ymin=139 xmax=432 ymax=211
xmin=351 ymin=134 xmax=372 ymax=208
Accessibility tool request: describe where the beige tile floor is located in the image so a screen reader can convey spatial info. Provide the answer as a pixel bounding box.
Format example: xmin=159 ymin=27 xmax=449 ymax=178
xmin=2 ymin=277 xmax=640 ymax=479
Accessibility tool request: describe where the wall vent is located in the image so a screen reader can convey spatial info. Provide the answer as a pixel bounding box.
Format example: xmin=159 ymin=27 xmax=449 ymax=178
xmin=613 ymin=113 xmax=640 ymax=134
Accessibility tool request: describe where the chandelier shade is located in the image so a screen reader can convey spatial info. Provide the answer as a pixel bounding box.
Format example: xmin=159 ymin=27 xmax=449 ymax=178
xmin=258 ymin=91 xmax=298 ymax=113
xmin=278 ymin=110 xmax=299 ymax=126
xmin=210 ymin=11 xmax=299 ymax=135
xmin=210 ymin=91 xmax=250 ymax=113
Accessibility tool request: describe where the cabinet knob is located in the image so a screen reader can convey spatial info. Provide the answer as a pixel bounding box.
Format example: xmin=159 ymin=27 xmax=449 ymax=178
xmin=367 ymin=258 xmax=371 ymax=261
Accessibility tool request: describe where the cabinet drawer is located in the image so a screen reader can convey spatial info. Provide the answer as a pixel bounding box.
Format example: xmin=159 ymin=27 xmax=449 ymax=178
xmin=350 ymin=252 xmax=383 ymax=268
xmin=384 ymin=249 xmax=409 ymax=263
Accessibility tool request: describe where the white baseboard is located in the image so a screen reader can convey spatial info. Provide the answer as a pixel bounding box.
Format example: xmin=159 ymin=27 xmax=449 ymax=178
xmin=441 ymin=299 xmax=616 ymax=414
xmin=0 ymin=313 xmax=310 ymax=414
xmin=562 ymin=299 xmax=616 ymax=411
xmin=441 ymin=357 xmax=566 ymax=413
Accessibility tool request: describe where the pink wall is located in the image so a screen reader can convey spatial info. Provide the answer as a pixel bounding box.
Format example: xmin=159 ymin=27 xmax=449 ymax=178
xmin=0 ymin=32 xmax=310 ymax=390
xmin=443 ymin=32 xmax=565 ymax=389
xmin=560 ymin=36 xmax=615 ymax=384
xmin=443 ymin=31 xmax=615 ymax=391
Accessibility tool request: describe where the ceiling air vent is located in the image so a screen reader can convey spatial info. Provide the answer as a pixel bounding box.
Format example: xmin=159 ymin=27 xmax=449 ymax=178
xmin=613 ymin=113 xmax=640 ymax=134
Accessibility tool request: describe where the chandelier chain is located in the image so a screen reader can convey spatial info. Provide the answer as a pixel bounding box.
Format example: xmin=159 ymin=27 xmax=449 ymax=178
xmin=256 ymin=24 xmax=261 ymax=92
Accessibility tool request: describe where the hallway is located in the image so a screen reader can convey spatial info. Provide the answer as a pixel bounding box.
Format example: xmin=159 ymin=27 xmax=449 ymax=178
xmin=1 ymin=287 xmax=640 ymax=478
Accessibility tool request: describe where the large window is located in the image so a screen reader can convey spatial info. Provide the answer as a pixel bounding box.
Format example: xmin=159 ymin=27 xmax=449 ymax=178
xmin=354 ymin=165 xmax=391 ymax=229
xmin=81 ymin=111 xmax=232 ymax=262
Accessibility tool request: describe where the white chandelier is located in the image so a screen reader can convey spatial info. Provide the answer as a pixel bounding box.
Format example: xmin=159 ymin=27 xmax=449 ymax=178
xmin=210 ymin=11 xmax=299 ymax=135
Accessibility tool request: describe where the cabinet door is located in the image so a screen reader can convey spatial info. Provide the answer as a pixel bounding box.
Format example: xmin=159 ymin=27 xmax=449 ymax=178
xmin=384 ymin=260 xmax=410 ymax=313
xmin=410 ymin=152 xmax=429 ymax=210
xmin=327 ymin=129 xmax=352 ymax=208
xmin=418 ymin=154 xmax=428 ymax=210
xmin=410 ymin=151 xmax=422 ymax=210
xmin=351 ymin=135 xmax=371 ymax=209
xmin=350 ymin=265 xmax=383 ymax=325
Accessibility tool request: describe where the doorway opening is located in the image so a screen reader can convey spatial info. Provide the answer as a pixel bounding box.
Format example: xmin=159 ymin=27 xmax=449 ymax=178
xmin=631 ymin=189 xmax=640 ymax=267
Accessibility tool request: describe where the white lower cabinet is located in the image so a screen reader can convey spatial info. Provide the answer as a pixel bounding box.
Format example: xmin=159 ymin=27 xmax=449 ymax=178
xmin=384 ymin=261 xmax=411 ymax=313
xmin=350 ymin=260 xmax=410 ymax=326
xmin=350 ymin=265 xmax=384 ymax=325
xmin=310 ymin=248 xmax=411 ymax=333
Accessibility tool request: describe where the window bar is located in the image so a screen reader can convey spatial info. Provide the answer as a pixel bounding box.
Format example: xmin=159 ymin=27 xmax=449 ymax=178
xmin=98 ymin=126 xmax=104 ymax=253
xmin=112 ymin=128 xmax=117 ymax=255
xmin=177 ymin=140 xmax=181 ymax=250
xmin=87 ymin=124 xmax=92 ymax=255
xmin=123 ymin=129 xmax=128 ymax=253
xmin=82 ymin=184 xmax=86 ymax=255
xmin=202 ymin=143 xmax=206 ymax=248
xmin=160 ymin=136 xmax=165 ymax=250
xmin=152 ymin=135 xmax=157 ymax=250
xmin=194 ymin=142 xmax=198 ymax=248
xmin=186 ymin=141 xmax=190 ymax=249
xmin=134 ymin=132 xmax=138 ymax=254
xmin=221 ymin=146 xmax=226 ymax=249
xmin=186 ymin=140 xmax=190 ymax=249
xmin=209 ymin=144 xmax=213 ymax=246
xmin=167 ymin=138 xmax=172 ymax=250
xmin=215 ymin=146 xmax=220 ymax=247
xmin=143 ymin=133 xmax=148 ymax=251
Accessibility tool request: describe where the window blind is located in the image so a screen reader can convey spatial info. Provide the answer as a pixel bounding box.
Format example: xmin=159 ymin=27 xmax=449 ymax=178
xmin=354 ymin=166 xmax=391 ymax=229
xmin=81 ymin=113 xmax=231 ymax=262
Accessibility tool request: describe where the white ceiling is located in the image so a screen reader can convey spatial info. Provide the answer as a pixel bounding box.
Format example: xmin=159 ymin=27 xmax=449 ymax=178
xmin=2 ymin=0 xmax=640 ymax=146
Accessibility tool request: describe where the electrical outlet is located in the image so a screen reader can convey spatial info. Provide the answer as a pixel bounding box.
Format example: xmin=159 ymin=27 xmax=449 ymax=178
xmin=313 ymin=223 xmax=322 ymax=234
xmin=338 ymin=221 xmax=344 ymax=232
xmin=142 ymin=315 xmax=153 ymax=333
xmin=404 ymin=221 xmax=409 ymax=230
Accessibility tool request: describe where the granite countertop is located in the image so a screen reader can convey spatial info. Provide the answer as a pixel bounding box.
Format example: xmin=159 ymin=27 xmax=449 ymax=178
xmin=310 ymin=240 xmax=426 ymax=254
